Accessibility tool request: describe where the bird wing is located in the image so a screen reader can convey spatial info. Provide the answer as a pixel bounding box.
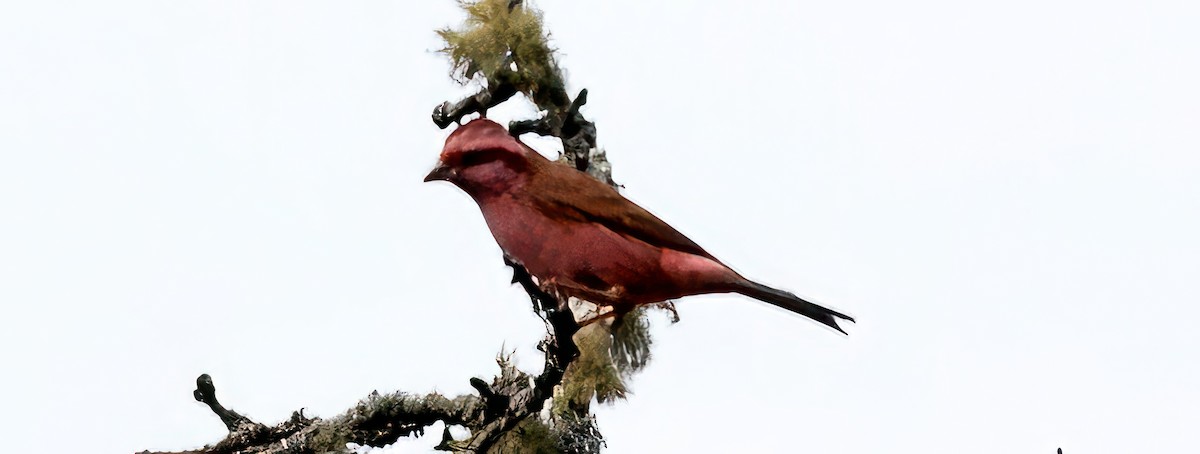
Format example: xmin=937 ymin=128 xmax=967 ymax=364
xmin=529 ymin=163 xmax=720 ymax=263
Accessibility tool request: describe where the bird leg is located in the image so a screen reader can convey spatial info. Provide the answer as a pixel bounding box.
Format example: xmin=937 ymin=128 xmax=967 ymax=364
xmin=573 ymin=286 xmax=632 ymax=327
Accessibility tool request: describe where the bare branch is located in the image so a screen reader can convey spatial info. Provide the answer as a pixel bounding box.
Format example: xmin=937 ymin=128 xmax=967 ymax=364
xmin=192 ymin=374 xmax=258 ymax=433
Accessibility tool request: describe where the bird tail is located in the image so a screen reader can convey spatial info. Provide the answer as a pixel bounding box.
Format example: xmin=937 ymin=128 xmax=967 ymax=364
xmin=735 ymin=281 xmax=855 ymax=334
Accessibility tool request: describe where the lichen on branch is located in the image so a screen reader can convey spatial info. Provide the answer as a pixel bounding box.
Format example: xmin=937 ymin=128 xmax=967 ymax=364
xmin=437 ymin=0 xmax=569 ymax=111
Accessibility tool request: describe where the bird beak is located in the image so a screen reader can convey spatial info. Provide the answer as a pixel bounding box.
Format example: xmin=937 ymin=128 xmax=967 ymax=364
xmin=423 ymin=162 xmax=455 ymax=182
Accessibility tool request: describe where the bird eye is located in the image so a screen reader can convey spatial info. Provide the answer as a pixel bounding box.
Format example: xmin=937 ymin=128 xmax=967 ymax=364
xmin=460 ymin=149 xmax=497 ymax=167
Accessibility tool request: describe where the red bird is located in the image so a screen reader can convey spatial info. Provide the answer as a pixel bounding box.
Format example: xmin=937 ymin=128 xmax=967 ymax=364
xmin=425 ymin=119 xmax=854 ymax=334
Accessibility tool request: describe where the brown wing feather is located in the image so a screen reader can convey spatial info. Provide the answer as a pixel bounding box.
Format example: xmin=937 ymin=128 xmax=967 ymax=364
xmin=528 ymin=160 xmax=720 ymax=263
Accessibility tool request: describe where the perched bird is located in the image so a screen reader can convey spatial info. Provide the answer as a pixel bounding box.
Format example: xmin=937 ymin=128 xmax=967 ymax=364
xmin=425 ymin=119 xmax=854 ymax=334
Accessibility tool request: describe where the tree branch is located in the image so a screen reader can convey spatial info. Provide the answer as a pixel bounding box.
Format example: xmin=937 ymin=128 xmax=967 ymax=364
xmin=192 ymin=374 xmax=257 ymax=432
xmin=432 ymin=69 xmax=522 ymax=129
xmin=138 ymin=291 xmax=583 ymax=454
xmin=139 ymin=182 xmax=602 ymax=454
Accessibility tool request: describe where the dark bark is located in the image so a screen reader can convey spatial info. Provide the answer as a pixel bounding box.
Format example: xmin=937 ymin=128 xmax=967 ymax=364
xmin=431 ymin=69 xmax=522 ymax=129
xmin=192 ymin=374 xmax=257 ymax=432
xmin=138 ymin=278 xmax=585 ymax=454
xmin=509 ymin=89 xmax=601 ymax=180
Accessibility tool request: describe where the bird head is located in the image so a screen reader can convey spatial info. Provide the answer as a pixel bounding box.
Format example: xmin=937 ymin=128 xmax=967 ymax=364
xmin=424 ymin=118 xmax=539 ymax=197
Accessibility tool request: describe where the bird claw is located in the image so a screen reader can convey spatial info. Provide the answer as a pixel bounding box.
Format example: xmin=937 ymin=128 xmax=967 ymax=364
xmin=575 ymin=305 xmax=618 ymax=327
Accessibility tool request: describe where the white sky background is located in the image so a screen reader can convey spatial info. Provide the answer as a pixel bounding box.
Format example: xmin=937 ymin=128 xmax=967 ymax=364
xmin=1 ymin=1 xmax=1198 ymax=452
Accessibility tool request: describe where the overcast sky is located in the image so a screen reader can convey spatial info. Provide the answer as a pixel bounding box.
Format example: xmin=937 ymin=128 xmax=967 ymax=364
xmin=2 ymin=1 xmax=1198 ymax=453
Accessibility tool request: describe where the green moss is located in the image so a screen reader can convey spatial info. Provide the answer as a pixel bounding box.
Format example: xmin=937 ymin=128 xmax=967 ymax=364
xmin=554 ymin=322 xmax=626 ymax=415
xmin=489 ymin=418 xmax=560 ymax=454
xmin=610 ymin=307 xmax=653 ymax=376
xmin=308 ymin=423 xmax=352 ymax=453
xmin=437 ymin=0 xmax=566 ymax=110
xmin=551 ymin=305 xmax=671 ymax=416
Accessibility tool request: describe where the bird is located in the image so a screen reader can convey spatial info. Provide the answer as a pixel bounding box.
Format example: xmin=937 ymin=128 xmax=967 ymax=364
xmin=424 ymin=118 xmax=854 ymax=334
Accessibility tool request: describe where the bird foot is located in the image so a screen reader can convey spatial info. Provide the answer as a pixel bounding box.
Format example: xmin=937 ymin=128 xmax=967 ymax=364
xmin=576 ymin=306 xmax=619 ymax=327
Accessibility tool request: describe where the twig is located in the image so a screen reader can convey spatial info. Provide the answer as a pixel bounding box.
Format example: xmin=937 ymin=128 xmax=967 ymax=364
xmin=432 ymin=70 xmax=522 ymax=129
xmin=508 ymin=89 xmax=599 ymax=176
xmin=139 ymin=260 xmax=589 ymax=454
xmin=192 ymin=374 xmax=257 ymax=432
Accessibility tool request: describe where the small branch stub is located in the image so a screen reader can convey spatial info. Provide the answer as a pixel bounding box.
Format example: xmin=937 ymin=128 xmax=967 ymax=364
xmin=193 ymin=374 xmax=256 ymax=432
